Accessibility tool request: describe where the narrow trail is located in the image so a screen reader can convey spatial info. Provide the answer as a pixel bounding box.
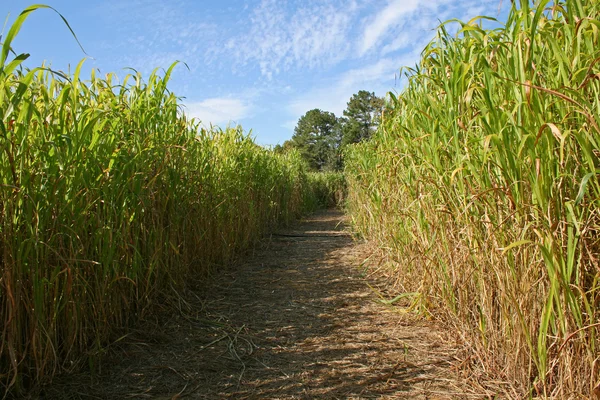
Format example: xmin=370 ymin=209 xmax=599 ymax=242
xmin=43 ymin=210 xmax=473 ymax=399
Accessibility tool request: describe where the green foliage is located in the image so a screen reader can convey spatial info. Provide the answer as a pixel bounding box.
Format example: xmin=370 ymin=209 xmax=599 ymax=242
xmin=0 ymin=7 xmax=326 ymax=395
xmin=305 ymin=172 xmax=347 ymax=209
xmin=285 ymin=92 xmax=384 ymax=171
xmin=339 ymin=90 xmax=384 ymax=146
xmin=345 ymin=0 xmax=600 ymax=397
xmin=290 ymin=109 xmax=341 ymax=171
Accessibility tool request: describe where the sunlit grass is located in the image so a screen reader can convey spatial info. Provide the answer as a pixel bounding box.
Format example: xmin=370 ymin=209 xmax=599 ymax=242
xmin=0 ymin=5 xmax=335 ymax=394
xmin=345 ymin=0 xmax=599 ymax=396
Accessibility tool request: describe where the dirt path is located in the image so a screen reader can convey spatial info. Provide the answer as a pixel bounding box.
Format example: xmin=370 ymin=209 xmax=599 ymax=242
xmin=42 ymin=210 xmax=474 ymax=399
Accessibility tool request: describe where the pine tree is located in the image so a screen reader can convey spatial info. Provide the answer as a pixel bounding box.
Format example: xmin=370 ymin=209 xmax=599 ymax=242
xmin=340 ymin=90 xmax=384 ymax=146
xmin=291 ymin=109 xmax=340 ymax=171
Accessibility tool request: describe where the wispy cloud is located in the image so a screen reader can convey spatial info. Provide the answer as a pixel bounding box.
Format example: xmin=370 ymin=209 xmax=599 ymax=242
xmin=98 ymin=0 xmax=217 ymax=74
xmin=97 ymin=0 xmax=503 ymax=82
xmin=214 ymin=0 xmax=504 ymax=80
xmin=381 ymin=34 xmax=412 ymax=56
xmin=357 ymin=0 xmax=504 ymax=57
xmin=288 ymin=56 xmax=410 ymax=119
xmin=358 ymin=0 xmax=420 ymax=56
xmin=222 ymin=0 xmax=358 ymax=79
xmin=183 ymin=97 xmax=253 ymax=126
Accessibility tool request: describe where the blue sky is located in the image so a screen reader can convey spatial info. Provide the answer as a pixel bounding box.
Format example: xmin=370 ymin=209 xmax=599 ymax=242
xmin=2 ymin=0 xmax=508 ymax=146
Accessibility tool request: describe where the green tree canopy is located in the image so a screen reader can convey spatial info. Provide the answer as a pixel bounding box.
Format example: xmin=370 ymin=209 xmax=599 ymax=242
xmin=340 ymin=90 xmax=384 ymax=146
xmin=282 ymin=91 xmax=383 ymax=170
xmin=273 ymin=140 xmax=295 ymax=154
xmin=291 ymin=109 xmax=340 ymax=171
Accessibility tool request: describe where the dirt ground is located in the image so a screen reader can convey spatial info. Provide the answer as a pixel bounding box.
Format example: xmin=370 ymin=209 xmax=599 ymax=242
xmin=39 ymin=210 xmax=483 ymax=399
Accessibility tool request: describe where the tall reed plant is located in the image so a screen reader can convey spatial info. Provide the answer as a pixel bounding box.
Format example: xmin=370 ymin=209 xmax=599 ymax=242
xmin=0 ymin=6 xmax=318 ymax=394
xmin=305 ymin=172 xmax=347 ymax=209
xmin=346 ymin=0 xmax=599 ymax=397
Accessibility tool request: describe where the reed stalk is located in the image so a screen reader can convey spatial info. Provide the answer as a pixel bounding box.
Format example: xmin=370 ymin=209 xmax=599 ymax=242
xmin=345 ymin=0 xmax=599 ymax=396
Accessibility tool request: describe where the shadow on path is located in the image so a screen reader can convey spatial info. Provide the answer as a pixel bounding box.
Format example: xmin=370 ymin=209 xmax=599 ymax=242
xmin=42 ymin=210 xmax=469 ymax=399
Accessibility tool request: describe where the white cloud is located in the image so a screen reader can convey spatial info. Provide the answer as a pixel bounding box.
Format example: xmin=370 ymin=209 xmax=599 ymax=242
xmin=222 ymin=0 xmax=356 ymax=79
xmin=101 ymin=0 xmax=505 ymax=83
xmin=183 ymin=98 xmax=252 ymax=126
xmin=288 ymin=56 xmax=410 ymax=121
xmin=358 ymin=0 xmax=420 ymax=56
xmin=381 ymin=35 xmax=411 ymax=56
xmin=356 ymin=0 xmax=504 ymax=57
xmin=339 ymin=58 xmax=404 ymax=89
xmin=100 ymin=0 xmax=217 ymax=74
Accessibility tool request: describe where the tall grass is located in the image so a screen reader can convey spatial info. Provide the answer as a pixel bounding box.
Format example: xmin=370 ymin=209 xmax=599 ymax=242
xmin=0 ymin=6 xmax=321 ymax=394
xmin=305 ymin=172 xmax=347 ymax=209
xmin=345 ymin=0 xmax=599 ymax=397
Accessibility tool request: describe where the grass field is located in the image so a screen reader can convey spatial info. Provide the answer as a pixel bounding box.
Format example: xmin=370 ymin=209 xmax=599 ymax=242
xmin=4 ymin=0 xmax=599 ymax=397
xmin=0 ymin=6 xmax=346 ymax=394
xmin=345 ymin=0 xmax=599 ymax=396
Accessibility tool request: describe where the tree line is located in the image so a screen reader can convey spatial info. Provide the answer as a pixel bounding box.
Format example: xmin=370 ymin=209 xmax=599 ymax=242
xmin=274 ymin=90 xmax=385 ymax=171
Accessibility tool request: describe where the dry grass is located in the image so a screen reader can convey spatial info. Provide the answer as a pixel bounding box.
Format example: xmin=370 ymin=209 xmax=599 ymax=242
xmin=0 ymin=6 xmax=342 ymax=395
xmin=345 ymin=0 xmax=600 ymax=397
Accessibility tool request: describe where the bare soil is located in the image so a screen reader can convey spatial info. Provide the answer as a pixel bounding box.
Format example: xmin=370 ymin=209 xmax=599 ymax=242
xmin=40 ymin=210 xmax=479 ymax=399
